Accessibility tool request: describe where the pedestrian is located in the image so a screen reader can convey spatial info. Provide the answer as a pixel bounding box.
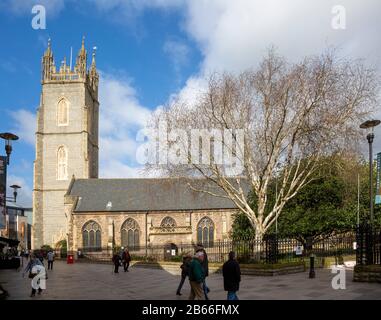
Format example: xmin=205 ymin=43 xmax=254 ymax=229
xmin=196 ymin=243 xmax=210 ymax=299
xmin=112 ymin=251 xmax=121 ymax=273
xmin=176 ymin=254 xmax=191 ymax=296
xmin=47 ymin=250 xmax=55 ymax=270
xmin=37 ymin=251 xmax=44 ymax=264
xmin=23 ymin=255 xmax=47 ymax=297
xmin=0 ymin=284 xmax=9 ymax=300
xmin=188 ymin=251 xmax=205 ymax=300
xmin=122 ymin=248 xmax=131 ymax=272
xmin=222 ymin=251 xmax=241 ymax=300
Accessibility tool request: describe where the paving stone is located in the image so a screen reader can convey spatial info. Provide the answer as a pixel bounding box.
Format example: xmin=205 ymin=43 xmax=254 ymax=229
xmin=1 ymin=260 xmax=381 ymax=300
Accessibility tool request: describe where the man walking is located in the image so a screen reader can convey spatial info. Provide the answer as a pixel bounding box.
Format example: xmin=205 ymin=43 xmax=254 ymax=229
xmin=222 ymin=251 xmax=241 ymax=300
xmin=188 ymin=251 xmax=205 ymax=300
xmin=196 ymin=244 xmax=210 ymax=299
xmin=176 ymin=254 xmax=191 ymax=296
xmin=47 ymin=250 xmax=54 ymax=270
xmin=112 ymin=251 xmax=121 ymax=273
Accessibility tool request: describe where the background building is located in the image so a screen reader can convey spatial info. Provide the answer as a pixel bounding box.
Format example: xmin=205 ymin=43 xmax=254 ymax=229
xmin=0 ymin=204 xmax=31 ymax=250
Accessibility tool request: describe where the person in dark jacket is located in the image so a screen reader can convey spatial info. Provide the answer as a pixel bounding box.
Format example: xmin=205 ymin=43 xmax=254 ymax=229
xmin=222 ymin=251 xmax=241 ymax=300
xmin=112 ymin=252 xmax=121 ymax=273
xmin=176 ymin=254 xmax=192 ymax=296
xmin=196 ymin=244 xmax=210 ymax=299
xmin=122 ymin=248 xmax=131 ymax=272
xmin=188 ymin=252 xmax=205 ymax=300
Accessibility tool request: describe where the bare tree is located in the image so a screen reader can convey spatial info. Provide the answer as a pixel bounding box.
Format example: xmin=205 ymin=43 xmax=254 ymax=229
xmin=146 ymin=49 xmax=379 ymax=241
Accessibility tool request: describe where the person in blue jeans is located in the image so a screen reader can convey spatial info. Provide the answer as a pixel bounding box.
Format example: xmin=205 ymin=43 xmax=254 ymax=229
xmin=222 ymin=251 xmax=241 ymax=300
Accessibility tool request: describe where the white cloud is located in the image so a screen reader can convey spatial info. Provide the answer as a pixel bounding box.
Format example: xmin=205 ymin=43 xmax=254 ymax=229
xmin=10 ymin=109 xmax=36 ymax=146
xmin=100 ymin=160 xmax=144 ymax=178
xmin=98 ymin=72 xmax=154 ymax=178
xmin=163 ymin=39 xmax=190 ymax=79
xmin=182 ymin=0 xmax=381 ymax=73
xmin=99 ymin=72 xmax=151 ymax=133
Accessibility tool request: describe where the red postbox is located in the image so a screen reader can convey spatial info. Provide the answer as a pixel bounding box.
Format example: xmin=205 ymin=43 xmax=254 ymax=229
xmin=67 ymin=254 xmax=74 ymax=264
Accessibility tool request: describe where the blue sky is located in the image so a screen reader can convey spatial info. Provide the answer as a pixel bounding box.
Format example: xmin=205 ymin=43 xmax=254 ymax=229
xmin=1 ymin=0 xmax=381 ymax=206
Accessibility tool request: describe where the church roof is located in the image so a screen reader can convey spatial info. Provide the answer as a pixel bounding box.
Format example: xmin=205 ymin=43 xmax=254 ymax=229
xmin=68 ymin=178 xmax=249 ymax=213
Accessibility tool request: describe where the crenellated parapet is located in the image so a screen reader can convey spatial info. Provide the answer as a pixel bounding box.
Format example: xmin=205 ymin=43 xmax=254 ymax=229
xmin=41 ymin=37 xmax=99 ymax=96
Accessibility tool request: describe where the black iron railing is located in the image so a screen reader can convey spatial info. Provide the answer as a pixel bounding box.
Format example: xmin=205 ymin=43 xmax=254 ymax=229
xmin=59 ymin=234 xmax=357 ymax=264
xmin=356 ymin=224 xmax=381 ymax=265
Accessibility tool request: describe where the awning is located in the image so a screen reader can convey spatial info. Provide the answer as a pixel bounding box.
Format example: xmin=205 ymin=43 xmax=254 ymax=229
xmin=0 ymin=237 xmax=20 ymax=247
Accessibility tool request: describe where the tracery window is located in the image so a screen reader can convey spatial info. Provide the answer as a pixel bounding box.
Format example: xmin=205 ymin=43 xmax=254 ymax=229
xmin=160 ymin=216 xmax=176 ymax=232
xmin=57 ymin=98 xmax=69 ymax=126
xmin=82 ymin=221 xmax=101 ymax=250
xmin=121 ymin=218 xmax=140 ymax=250
xmin=197 ymin=217 xmax=214 ymax=247
xmin=57 ymin=146 xmax=68 ymax=180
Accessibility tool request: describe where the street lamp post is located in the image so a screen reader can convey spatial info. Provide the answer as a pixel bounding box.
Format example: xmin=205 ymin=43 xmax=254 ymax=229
xmin=0 ymin=132 xmax=19 ymax=238
xmin=360 ymin=120 xmax=380 ymax=226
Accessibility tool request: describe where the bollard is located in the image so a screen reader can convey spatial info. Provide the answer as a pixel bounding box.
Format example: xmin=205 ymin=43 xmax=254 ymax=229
xmin=309 ymin=255 xmax=315 ymax=278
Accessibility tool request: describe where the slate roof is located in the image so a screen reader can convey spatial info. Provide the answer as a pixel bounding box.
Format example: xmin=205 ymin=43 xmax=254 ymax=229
xmin=68 ymin=178 xmax=248 ymax=213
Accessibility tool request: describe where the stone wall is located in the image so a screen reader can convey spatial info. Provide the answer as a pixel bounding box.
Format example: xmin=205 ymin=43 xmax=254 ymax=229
xmin=70 ymin=209 xmax=237 ymax=251
xmin=353 ymin=265 xmax=381 ymax=283
xmin=33 ymin=78 xmax=99 ymax=249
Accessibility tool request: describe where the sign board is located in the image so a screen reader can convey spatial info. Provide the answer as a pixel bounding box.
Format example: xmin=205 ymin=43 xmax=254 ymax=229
xmin=0 ymin=156 xmax=6 ymax=229
xmin=171 ymin=249 xmax=176 ymax=256
xmin=294 ymin=245 xmax=303 ymax=256
xmin=376 ymin=153 xmax=381 ymax=204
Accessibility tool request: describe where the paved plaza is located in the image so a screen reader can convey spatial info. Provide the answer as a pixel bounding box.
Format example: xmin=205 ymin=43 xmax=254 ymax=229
xmin=0 ymin=260 xmax=380 ymax=300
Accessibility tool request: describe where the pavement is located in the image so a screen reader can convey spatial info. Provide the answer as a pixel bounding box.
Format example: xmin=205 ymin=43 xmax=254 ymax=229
xmin=0 ymin=260 xmax=380 ymax=300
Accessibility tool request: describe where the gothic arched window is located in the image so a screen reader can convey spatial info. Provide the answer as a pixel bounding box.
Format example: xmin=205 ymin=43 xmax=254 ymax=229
xmin=197 ymin=217 xmax=214 ymax=247
xmin=57 ymin=146 xmax=68 ymax=180
xmin=121 ymin=218 xmax=140 ymax=250
xmin=160 ymin=216 xmax=176 ymax=232
xmin=82 ymin=220 xmax=101 ymax=251
xmin=57 ymin=98 xmax=69 ymax=126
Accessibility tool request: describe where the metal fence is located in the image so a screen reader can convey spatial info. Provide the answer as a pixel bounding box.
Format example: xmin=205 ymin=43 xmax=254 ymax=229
xmin=62 ymin=234 xmax=357 ymax=265
xmin=356 ymin=224 xmax=381 ymax=265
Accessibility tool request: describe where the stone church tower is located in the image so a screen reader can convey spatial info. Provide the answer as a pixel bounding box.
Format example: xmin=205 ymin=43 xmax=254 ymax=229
xmin=33 ymin=38 xmax=99 ymax=248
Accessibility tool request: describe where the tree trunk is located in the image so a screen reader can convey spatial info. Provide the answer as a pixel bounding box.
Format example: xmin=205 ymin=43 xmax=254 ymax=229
xmin=252 ymin=225 xmax=264 ymax=261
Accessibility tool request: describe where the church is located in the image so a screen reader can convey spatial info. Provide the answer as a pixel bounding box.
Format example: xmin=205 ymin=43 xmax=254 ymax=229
xmin=32 ymin=39 xmax=240 ymax=256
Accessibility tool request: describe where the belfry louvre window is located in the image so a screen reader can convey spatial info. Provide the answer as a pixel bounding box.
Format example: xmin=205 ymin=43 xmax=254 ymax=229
xmin=82 ymin=221 xmax=101 ymax=251
xmin=57 ymin=146 xmax=68 ymax=180
xmin=197 ymin=217 xmax=214 ymax=247
xmin=121 ymin=218 xmax=140 ymax=250
xmin=57 ymin=98 xmax=69 ymax=126
xmin=160 ymin=216 xmax=176 ymax=232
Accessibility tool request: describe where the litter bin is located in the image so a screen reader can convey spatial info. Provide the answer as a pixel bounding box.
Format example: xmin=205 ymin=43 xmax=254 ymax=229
xmin=67 ymin=254 xmax=74 ymax=264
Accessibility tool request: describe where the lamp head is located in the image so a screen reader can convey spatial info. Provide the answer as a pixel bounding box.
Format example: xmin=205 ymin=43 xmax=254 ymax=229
xmin=360 ymin=120 xmax=381 ymax=130
xmin=0 ymin=132 xmax=19 ymax=165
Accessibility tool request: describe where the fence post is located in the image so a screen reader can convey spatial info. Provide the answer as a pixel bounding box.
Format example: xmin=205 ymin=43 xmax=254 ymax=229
xmin=265 ymin=234 xmax=278 ymax=264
